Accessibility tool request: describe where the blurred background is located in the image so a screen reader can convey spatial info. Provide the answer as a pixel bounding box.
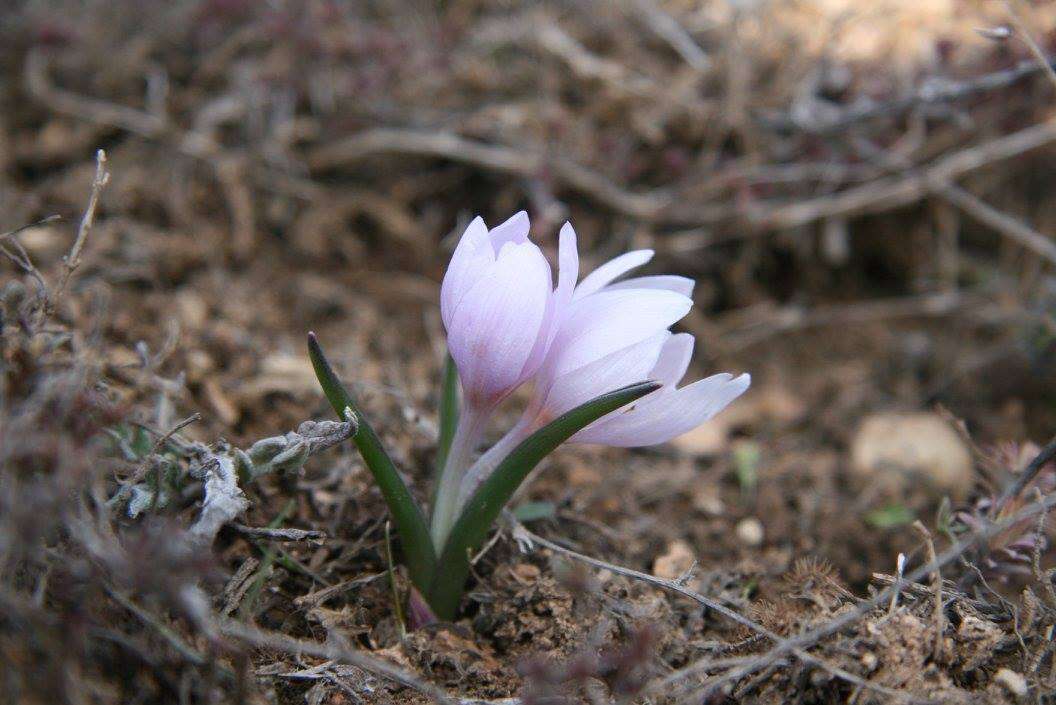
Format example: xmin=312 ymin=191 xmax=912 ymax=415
xmin=5 ymin=0 xmax=1056 ymax=424
xmin=4 ymin=1 xmax=1056 ymax=701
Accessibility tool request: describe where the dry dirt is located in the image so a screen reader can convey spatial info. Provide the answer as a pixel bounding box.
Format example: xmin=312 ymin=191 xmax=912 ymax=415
xmin=3 ymin=1 xmax=1056 ymax=703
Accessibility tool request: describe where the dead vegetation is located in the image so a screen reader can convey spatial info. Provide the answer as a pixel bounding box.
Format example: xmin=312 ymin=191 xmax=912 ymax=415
xmin=2 ymin=0 xmax=1056 ymax=703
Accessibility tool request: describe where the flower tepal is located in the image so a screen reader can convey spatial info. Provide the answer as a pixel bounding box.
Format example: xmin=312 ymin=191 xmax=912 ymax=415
xmin=440 ymin=211 xmax=555 ymax=407
xmin=571 ymin=336 xmax=751 ymax=446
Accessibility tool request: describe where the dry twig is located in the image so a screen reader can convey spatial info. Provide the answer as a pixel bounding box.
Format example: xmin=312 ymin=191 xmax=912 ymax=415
xmin=627 ymin=0 xmax=710 ymax=72
xmin=53 ymin=149 xmax=110 ymax=306
xmin=678 ymin=490 xmax=1056 ymax=700
xmin=505 ymin=512 xmax=932 ymax=704
xmin=1003 ymin=0 xmax=1056 ymax=91
xmin=887 ymin=553 xmax=907 ymax=616
xmin=0 ymin=217 xmax=59 ymax=303
xmin=717 ymin=291 xmax=978 ymax=352
xmin=1030 ymin=488 xmax=1056 ymax=609
xmin=105 ymin=585 xmax=211 ymax=669
xmin=937 ymin=184 xmax=1056 ymax=268
xmin=308 ymin=128 xmax=668 ymax=220
xmin=25 ymin=51 xmax=166 ymax=137
xmin=996 ymin=436 xmax=1056 ymax=515
xmin=219 ymin=619 xmax=457 ymax=704
xmin=913 ymin=521 xmax=946 ymax=662
xmin=230 ymin=525 xmax=326 ymax=542
xmin=762 ymin=55 xmax=1056 ymax=133
xmin=748 ymin=120 xmax=1056 ymax=230
xmin=293 ymin=573 xmax=384 ymax=609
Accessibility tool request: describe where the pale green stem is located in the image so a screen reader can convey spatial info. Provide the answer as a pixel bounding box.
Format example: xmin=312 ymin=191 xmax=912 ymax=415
xmin=430 ymin=403 xmax=488 ymax=550
xmin=458 ymin=414 xmax=534 ymax=506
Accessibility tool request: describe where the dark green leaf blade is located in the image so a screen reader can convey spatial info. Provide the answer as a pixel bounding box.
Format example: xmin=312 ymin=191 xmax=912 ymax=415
xmin=435 ymin=353 xmax=459 ymax=481
xmin=427 ymin=380 xmax=660 ymax=618
xmin=307 ymin=333 xmax=436 ymax=590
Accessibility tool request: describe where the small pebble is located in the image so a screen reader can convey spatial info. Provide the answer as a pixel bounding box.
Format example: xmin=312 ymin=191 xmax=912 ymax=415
xmin=691 ymin=485 xmax=725 ymax=515
xmin=994 ymin=668 xmax=1027 ymax=697
xmin=653 ymin=540 xmax=695 ymax=580
xmin=736 ymin=517 xmax=764 ymax=547
xmin=511 ymin=563 xmax=540 ymax=584
xmin=849 ymin=412 xmax=973 ymax=499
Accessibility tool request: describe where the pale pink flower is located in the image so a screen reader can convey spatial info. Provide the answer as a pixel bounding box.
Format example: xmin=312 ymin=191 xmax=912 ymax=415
xmin=433 ymin=212 xmax=576 ymax=545
xmin=441 ymin=212 xmax=555 ymax=407
xmin=458 ymin=223 xmax=749 ymax=502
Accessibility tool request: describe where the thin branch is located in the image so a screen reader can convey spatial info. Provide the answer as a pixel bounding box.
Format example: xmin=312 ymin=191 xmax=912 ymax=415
xmin=0 ymin=215 xmax=62 ymax=246
xmin=1030 ymin=488 xmax=1056 ymax=608
xmin=912 ymin=521 xmax=945 ymax=662
xmin=0 ymin=216 xmax=59 ymax=300
xmin=308 ymin=120 xmax=1056 ymax=232
xmin=0 ymin=241 xmax=47 ymax=298
xmin=853 ymin=132 xmax=1056 ymax=274
xmin=153 ymin=413 xmax=201 ymax=451
xmin=25 ymin=50 xmax=166 ymax=137
xmin=148 ymin=413 xmax=200 ymax=512
xmin=292 ymin=573 xmax=384 ymax=609
xmin=938 ymin=184 xmax=1056 ymax=268
xmin=230 ymin=525 xmax=326 ymax=542
xmin=628 ymin=0 xmax=710 ymax=72
xmin=995 ymin=436 xmax=1056 ymax=514
xmin=887 ymin=553 xmax=907 ymax=616
xmin=1003 ymin=0 xmax=1056 ymax=91
xmin=677 ymin=490 xmax=1056 ymax=700
xmin=505 ymin=512 xmax=933 ymax=704
xmin=307 ymin=128 xmax=669 ymax=220
xmin=760 ymin=54 xmax=1056 ymax=133
xmin=105 ymin=584 xmax=210 ymax=668
xmin=745 ymin=119 xmax=1056 ymax=230
xmin=219 ymin=619 xmax=457 ymax=704
xmin=54 ymin=149 xmax=109 ymax=303
xmin=533 ymin=24 xmax=657 ymax=98
xmin=716 ymin=291 xmax=983 ymax=352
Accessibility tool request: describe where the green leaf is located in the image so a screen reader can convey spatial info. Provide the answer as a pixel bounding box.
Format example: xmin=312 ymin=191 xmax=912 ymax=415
xmin=733 ymin=441 xmax=760 ymax=493
xmin=434 ymin=353 xmax=459 ymax=491
xmin=935 ymin=496 xmax=953 ymax=537
xmin=512 ymin=501 xmax=557 ymax=523
xmin=307 ymin=333 xmax=436 ymax=591
xmin=240 ymin=499 xmax=296 ymax=620
xmin=427 ymin=380 xmax=661 ymax=619
xmin=130 ymin=425 xmax=153 ymax=458
xmin=865 ymin=503 xmax=915 ymax=529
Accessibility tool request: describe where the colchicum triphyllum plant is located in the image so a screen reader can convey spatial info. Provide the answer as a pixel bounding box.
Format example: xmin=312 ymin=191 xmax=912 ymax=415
xmin=308 ymin=212 xmax=750 ymax=620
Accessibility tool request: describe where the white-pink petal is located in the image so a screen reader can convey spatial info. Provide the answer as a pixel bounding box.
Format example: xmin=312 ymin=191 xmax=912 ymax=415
xmin=556 ymin=223 xmax=580 ymax=301
xmin=440 ymin=217 xmax=492 ymax=326
xmin=572 ymin=372 xmax=751 ymax=446
xmin=650 ymin=333 xmax=695 ymax=387
xmin=488 ymin=210 xmax=530 ymax=251
xmin=572 ymin=249 xmax=654 ymax=300
xmin=607 ymin=275 xmax=695 ymax=298
xmin=546 ymin=289 xmax=692 ymax=378
xmin=521 ymin=222 xmax=580 ymax=377
xmin=543 ymin=332 xmax=670 ymax=419
xmin=446 ymin=240 xmax=552 ymax=405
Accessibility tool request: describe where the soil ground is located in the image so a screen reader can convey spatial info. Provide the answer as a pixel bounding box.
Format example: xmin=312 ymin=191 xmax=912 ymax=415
xmin=3 ymin=2 xmax=1056 ymax=703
